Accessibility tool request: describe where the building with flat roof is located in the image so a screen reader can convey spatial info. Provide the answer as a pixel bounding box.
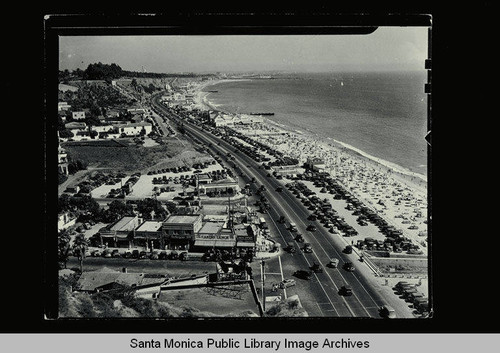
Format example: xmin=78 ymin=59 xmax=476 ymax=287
xmin=198 ymin=177 xmax=240 ymax=197
xmin=162 ymin=214 xmax=203 ymax=250
xmin=134 ymin=220 xmax=165 ymax=249
xmin=98 ymin=215 xmax=141 ymax=248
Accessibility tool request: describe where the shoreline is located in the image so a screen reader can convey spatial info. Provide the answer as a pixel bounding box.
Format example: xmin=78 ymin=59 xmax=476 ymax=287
xmin=192 ymin=78 xmax=428 ymax=194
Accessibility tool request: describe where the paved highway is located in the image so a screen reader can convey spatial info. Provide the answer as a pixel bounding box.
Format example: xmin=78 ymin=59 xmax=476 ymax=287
xmin=149 ymin=93 xmax=406 ymax=318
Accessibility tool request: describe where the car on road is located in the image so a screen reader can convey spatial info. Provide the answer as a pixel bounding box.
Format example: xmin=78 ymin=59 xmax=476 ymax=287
xmin=306 ymin=224 xmax=317 ymax=231
xmin=280 ymin=279 xmax=296 ymax=288
xmin=343 ymin=262 xmax=355 ymax=272
xmin=276 ymin=187 xmax=283 ymax=192
xmin=379 ymin=305 xmax=396 ymax=318
xmin=293 ymin=270 xmax=313 ymax=280
xmin=339 ymin=285 xmax=353 ymax=296
xmin=310 ymin=263 xmax=323 ymax=273
xmin=303 ymin=243 xmax=313 ymax=253
xmin=343 ymin=245 xmax=353 ymax=254
xmin=287 ymin=242 xmax=296 ymax=253
xmin=295 ymin=234 xmax=304 ymax=242
xmin=328 ymin=258 xmax=339 ymax=268
xmin=308 ymin=214 xmax=317 ymax=221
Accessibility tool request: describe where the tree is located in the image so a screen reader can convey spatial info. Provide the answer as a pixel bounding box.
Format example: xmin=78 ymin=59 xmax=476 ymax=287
xmin=73 ymin=233 xmax=89 ymax=273
xmin=58 ymin=230 xmax=72 ymax=269
xmin=136 ymin=198 xmax=167 ymax=220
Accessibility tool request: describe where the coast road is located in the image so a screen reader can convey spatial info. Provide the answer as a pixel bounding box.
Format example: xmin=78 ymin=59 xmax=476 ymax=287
xmin=150 ymin=95 xmax=413 ymax=318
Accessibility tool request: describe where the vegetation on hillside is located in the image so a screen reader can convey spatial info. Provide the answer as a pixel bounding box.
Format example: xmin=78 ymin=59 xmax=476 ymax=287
xmin=59 ymin=62 xmax=214 ymax=83
xmin=58 ymin=273 xmax=254 ymax=318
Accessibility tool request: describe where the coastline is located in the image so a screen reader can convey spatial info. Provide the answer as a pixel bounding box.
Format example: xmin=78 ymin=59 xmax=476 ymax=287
xmin=192 ymin=78 xmax=428 ymax=195
xmin=193 ymin=79 xmax=252 ymax=113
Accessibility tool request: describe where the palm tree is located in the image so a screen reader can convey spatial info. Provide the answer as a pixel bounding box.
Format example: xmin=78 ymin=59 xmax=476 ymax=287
xmin=58 ymin=230 xmax=72 ymax=269
xmin=73 ymin=233 xmax=89 ymax=273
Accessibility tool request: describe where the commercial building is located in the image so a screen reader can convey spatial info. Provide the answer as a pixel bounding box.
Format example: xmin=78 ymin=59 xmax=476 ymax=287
xmin=133 ymin=220 xmax=165 ymax=250
xmin=197 ymin=177 xmax=240 ymax=196
xmin=193 ymin=221 xmax=236 ymax=250
xmin=98 ymin=215 xmax=141 ymax=248
xmin=162 ymin=214 xmax=203 ymax=250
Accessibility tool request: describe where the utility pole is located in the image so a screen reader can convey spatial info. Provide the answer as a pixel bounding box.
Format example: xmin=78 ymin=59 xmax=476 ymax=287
xmin=261 ymin=260 xmax=266 ymax=312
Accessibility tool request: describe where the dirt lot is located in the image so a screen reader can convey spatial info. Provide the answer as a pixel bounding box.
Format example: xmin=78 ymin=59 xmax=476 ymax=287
xmin=62 ymin=137 xmax=203 ymax=173
xmin=159 ymin=284 xmax=260 ymax=317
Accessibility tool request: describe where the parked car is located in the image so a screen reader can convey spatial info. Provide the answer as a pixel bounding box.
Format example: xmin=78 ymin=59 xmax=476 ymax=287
xmin=102 ymin=249 xmax=112 ymax=258
xmin=132 ymin=249 xmax=140 ymax=258
xmin=139 ymin=251 xmax=148 ymax=259
xmin=379 ymin=305 xmax=396 ymax=318
xmin=91 ymin=250 xmax=101 ymax=257
xmin=293 ymin=270 xmax=313 ymax=280
xmin=343 ymin=245 xmax=353 ymax=254
xmin=280 ymin=279 xmax=296 ymax=288
xmin=111 ymin=249 xmax=121 ymax=258
xmin=150 ymin=251 xmax=159 ymax=260
xmin=179 ymin=252 xmax=189 ymax=261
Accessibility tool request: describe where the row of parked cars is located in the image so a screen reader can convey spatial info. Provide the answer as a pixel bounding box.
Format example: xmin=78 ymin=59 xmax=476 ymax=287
xmin=393 ymin=280 xmax=429 ymax=316
xmin=84 ymin=248 xmax=189 ymax=261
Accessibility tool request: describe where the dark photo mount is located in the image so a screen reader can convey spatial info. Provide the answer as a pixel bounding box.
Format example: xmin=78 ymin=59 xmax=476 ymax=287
xmin=35 ymin=7 xmax=493 ymax=336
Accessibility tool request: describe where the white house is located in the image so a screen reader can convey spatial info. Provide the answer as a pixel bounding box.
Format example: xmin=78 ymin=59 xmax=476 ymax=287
xmin=58 ymin=102 xmax=71 ymax=111
xmin=72 ymin=111 xmax=86 ymax=120
xmin=115 ymin=122 xmax=152 ymax=136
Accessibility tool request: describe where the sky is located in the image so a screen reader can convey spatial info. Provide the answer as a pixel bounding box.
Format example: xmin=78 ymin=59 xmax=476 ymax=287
xmin=59 ymin=27 xmax=428 ymax=73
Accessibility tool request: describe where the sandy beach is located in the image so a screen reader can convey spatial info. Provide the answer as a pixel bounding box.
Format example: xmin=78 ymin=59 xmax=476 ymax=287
xmin=192 ymin=79 xmax=429 ymax=254
xmin=192 ymin=78 xmax=252 ymax=112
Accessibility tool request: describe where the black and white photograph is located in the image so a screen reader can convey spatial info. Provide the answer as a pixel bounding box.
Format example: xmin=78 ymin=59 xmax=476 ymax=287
xmin=50 ymin=14 xmax=432 ymax=322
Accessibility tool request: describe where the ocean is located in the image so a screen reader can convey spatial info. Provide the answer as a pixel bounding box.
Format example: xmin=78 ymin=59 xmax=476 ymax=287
xmin=203 ymin=71 xmax=428 ymax=177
